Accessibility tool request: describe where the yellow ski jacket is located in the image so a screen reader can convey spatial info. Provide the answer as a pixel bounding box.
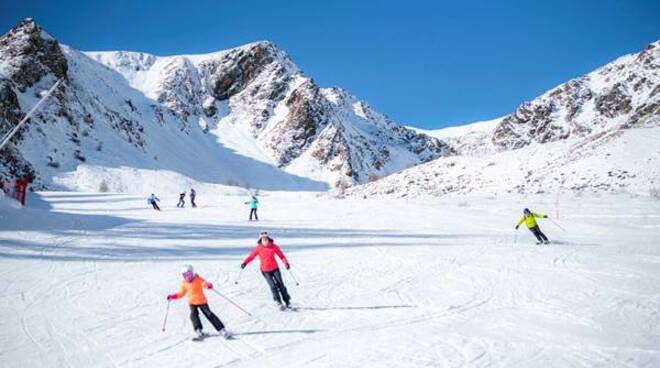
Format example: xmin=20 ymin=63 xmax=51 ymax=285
xmin=517 ymin=212 xmax=546 ymax=228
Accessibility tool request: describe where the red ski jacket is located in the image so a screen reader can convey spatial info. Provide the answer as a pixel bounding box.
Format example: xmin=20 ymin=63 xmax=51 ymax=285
xmin=243 ymin=241 xmax=289 ymax=272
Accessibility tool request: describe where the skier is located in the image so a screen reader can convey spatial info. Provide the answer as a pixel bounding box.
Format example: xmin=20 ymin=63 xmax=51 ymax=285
xmin=190 ymin=188 xmax=197 ymax=208
xmin=241 ymin=232 xmax=292 ymax=310
xmin=148 ymin=193 xmax=161 ymax=211
xmin=177 ymin=191 xmax=186 ymax=208
xmin=166 ymin=265 xmax=231 ymax=340
xmin=244 ymin=195 xmax=259 ymax=221
xmin=515 ymin=208 xmax=550 ymax=244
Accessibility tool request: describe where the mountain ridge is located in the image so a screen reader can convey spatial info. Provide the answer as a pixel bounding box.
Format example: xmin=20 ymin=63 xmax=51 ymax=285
xmin=344 ymin=40 xmax=660 ymax=198
xmin=0 ymin=19 xmax=448 ymax=191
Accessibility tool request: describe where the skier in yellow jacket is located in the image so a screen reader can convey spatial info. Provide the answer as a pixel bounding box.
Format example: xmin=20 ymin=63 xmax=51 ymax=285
xmin=515 ymin=208 xmax=550 ymax=244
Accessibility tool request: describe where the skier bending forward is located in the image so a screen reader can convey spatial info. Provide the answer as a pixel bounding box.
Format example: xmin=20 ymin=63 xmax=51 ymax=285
xmin=516 ymin=208 xmax=550 ymax=244
xmin=241 ymin=232 xmax=292 ymax=310
xmin=167 ymin=265 xmax=231 ymax=340
xmin=147 ymin=194 xmax=160 ymax=211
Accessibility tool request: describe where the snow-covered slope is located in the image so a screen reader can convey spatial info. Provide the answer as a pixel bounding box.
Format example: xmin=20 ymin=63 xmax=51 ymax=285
xmin=2 ymin=191 xmax=660 ymax=367
xmin=0 ymin=19 xmax=448 ymax=191
xmin=347 ymin=41 xmax=660 ymax=198
xmin=411 ymin=117 xmax=503 ymax=155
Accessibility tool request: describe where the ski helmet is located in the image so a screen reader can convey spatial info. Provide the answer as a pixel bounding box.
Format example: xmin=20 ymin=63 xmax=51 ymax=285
xmin=523 ymin=208 xmax=530 ymax=214
xmin=181 ymin=264 xmax=194 ymax=275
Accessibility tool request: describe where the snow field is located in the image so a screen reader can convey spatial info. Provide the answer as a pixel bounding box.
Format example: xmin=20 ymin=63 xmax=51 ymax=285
xmin=1 ymin=191 xmax=659 ymax=367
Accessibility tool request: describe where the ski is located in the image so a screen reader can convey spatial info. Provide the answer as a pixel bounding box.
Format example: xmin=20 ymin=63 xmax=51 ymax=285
xmin=191 ymin=331 xmax=235 ymax=341
xmin=280 ymin=304 xmax=299 ymax=312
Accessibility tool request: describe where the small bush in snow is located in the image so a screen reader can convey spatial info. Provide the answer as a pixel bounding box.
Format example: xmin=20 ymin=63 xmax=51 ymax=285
xmin=650 ymin=187 xmax=660 ymax=200
xmin=98 ymin=181 xmax=110 ymax=193
xmin=367 ymin=172 xmax=380 ymax=183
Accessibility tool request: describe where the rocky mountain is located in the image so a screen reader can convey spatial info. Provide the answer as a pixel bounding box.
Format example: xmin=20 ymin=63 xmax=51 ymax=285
xmin=0 ymin=19 xmax=449 ymax=191
xmin=346 ymin=41 xmax=660 ymax=198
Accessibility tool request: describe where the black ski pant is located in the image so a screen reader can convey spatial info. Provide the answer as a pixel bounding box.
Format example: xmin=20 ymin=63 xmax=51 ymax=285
xmin=262 ymin=269 xmax=290 ymax=305
xmin=529 ymin=225 xmax=549 ymax=242
xmin=249 ymin=208 xmax=258 ymax=221
xmin=177 ymin=199 xmax=185 ymax=208
xmin=189 ymin=304 xmax=225 ymax=332
xmin=151 ymin=202 xmax=160 ymax=210
xmin=191 ymin=196 xmax=196 ymax=208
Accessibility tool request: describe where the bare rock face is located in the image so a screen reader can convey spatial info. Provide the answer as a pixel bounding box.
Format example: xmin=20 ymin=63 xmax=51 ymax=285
xmin=0 ymin=79 xmax=35 ymax=183
xmin=0 ymin=19 xmax=68 ymax=90
xmin=203 ymin=42 xmax=279 ymax=100
xmin=154 ymin=57 xmax=204 ymax=132
xmin=0 ymin=80 xmax=23 ymax=137
xmin=262 ymin=80 xmax=330 ymax=166
xmin=595 ymin=83 xmax=632 ymax=118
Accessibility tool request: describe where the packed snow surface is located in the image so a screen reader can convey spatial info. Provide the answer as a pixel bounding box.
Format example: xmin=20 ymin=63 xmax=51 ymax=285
xmin=1 ymin=191 xmax=660 ymax=367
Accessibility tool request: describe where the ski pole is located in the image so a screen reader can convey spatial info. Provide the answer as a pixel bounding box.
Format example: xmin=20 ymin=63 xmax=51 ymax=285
xmin=234 ymin=268 xmax=244 ymax=285
xmin=286 ymin=268 xmax=300 ymax=286
xmin=211 ymin=289 xmax=253 ymax=317
xmin=548 ymin=217 xmax=567 ymax=232
xmin=162 ymin=300 xmax=171 ymax=332
xmin=514 ymin=230 xmax=518 ymax=245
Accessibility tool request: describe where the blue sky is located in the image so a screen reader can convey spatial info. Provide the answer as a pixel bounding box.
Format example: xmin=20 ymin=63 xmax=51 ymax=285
xmin=2 ymin=0 xmax=659 ymax=129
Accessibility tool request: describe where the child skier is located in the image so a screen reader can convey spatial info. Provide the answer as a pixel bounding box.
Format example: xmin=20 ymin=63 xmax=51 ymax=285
xmin=148 ymin=193 xmax=161 ymax=211
xmin=166 ymin=265 xmax=231 ymax=340
xmin=190 ymin=188 xmax=197 ymax=208
xmin=177 ymin=191 xmax=186 ymax=208
xmin=241 ymin=232 xmax=292 ymax=310
xmin=515 ymin=208 xmax=550 ymax=244
xmin=244 ymin=195 xmax=259 ymax=221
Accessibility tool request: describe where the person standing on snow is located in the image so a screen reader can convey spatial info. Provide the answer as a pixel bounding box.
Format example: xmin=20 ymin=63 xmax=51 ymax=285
xmin=148 ymin=193 xmax=161 ymax=211
xmin=177 ymin=191 xmax=186 ymax=208
xmin=516 ymin=208 xmax=550 ymax=244
xmin=190 ymin=188 xmax=197 ymax=208
xmin=166 ymin=265 xmax=231 ymax=340
xmin=244 ymin=195 xmax=259 ymax=221
xmin=241 ymin=232 xmax=292 ymax=309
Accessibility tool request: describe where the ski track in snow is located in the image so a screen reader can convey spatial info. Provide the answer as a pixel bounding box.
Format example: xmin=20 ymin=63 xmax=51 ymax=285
xmin=1 ymin=191 xmax=660 ymax=367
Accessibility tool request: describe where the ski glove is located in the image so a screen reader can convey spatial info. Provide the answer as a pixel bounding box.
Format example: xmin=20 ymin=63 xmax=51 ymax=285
xmin=166 ymin=293 xmax=178 ymax=301
xmin=285 ymin=263 xmax=290 ymax=270
xmin=240 ymin=263 xmax=246 ymax=269
xmin=205 ymin=282 xmax=213 ymax=290
xmin=544 ymin=215 xmax=548 ymax=218
xmin=515 ymin=225 xmax=519 ymax=230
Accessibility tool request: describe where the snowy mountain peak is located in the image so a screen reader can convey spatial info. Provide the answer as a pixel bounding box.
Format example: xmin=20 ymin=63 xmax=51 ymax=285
xmin=0 ymin=18 xmax=68 ymax=89
xmin=0 ymin=19 xmax=449 ymax=190
xmin=491 ymin=40 xmax=659 ymax=150
xmin=345 ymin=40 xmax=660 ymax=198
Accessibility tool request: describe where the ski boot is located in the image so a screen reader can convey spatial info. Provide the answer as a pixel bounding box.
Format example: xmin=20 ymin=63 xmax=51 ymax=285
xmin=219 ymin=328 xmax=233 ymax=340
xmin=192 ymin=329 xmax=206 ymax=341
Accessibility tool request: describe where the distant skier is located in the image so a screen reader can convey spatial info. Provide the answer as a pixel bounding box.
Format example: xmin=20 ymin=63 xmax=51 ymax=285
xmin=244 ymin=195 xmax=259 ymax=221
xmin=241 ymin=232 xmax=292 ymax=310
xmin=190 ymin=188 xmax=197 ymax=208
xmin=177 ymin=191 xmax=186 ymax=208
xmin=166 ymin=265 xmax=231 ymax=340
xmin=516 ymin=208 xmax=550 ymax=244
xmin=148 ymin=193 xmax=161 ymax=211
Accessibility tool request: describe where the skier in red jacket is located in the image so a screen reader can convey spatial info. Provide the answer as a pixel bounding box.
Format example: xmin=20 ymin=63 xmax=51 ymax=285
xmin=241 ymin=232 xmax=292 ymax=309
